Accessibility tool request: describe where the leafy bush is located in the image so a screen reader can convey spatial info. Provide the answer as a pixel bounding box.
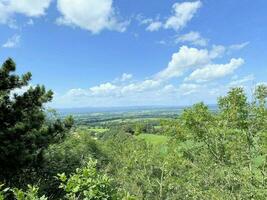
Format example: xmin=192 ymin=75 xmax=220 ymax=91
xmin=57 ymin=159 xmax=117 ymax=200
xmin=39 ymin=131 xmax=108 ymax=199
xmin=12 ymin=185 xmax=48 ymax=200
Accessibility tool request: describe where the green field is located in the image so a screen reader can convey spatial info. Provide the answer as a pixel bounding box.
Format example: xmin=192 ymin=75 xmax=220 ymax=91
xmin=137 ymin=134 xmax=169 ymax=146
xmin=87 ymin=127 xmax=108 ymax=133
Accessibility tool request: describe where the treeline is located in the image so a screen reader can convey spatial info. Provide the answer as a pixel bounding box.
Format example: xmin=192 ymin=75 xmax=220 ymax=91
xmin=0 ymin=59 xmax=267 ymax=199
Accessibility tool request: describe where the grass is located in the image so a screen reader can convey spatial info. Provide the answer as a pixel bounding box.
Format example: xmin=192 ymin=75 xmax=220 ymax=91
xmin=137 ymin=134 xmax=169 ymax=146
xmin=88 ymin=128 xmax=108 ymax=133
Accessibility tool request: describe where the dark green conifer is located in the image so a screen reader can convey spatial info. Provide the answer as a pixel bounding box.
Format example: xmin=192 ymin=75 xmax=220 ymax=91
xmin=0 ymin=58 xmax=73 ymax=185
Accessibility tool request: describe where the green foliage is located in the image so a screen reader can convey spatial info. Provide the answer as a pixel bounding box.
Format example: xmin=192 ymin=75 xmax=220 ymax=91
xmin=254 ymin=84 xmax=267 ymax=105
xmin=12 ymin=185 xmax=48 ymax=200
xmin=101 ymin=86 xmax=267 ymax=199
xmin=180 ymin=102 xmax=214 ymax=140
xmin=58 ymin=159 xmax=117 ymax=200
xmin=39 ymin=131 xmax=108 ymax=199
xmin=0 ymin=58 xmax=73 ymax=186
xmin=0 ymin=184 xmax=9 ymax=200
xmin=103 ymin=136 xmax=173 ymax=199
xmin=43 ymin=131 xmax=107 ymax=176
xmin=218 ymin=87 xmax=249 ymax=129
xmin=0 ymin=184 xmax=47 ymax=200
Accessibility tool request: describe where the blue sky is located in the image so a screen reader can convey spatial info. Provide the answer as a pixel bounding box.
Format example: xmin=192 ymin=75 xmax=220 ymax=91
xmin=0 ymin=0 xmax=267 ymax=108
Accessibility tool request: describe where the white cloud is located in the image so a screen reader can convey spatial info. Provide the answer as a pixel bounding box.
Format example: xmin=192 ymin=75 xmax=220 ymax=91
xmin=2 ymin=34 xmax=20 ymax=48
xmin=142 ymin=1 xmax=202 ymax=32
xmin=8 ymin=0 xmax=51 ymax=16
xmin=56 ymin=0 xmax=128 ymax=34
xmin=0 ymin=0 xmax=51 ymax=26
xmin=146 ymin=21 xmax=162 ymax=32
xmin=90 ymin=82 xmax=118 ymax=96
xmin=55 ymin=78 xmax=167 ymax=107
xmin=229 ymin=42 xmax=250 ymax=51
xmin=228 ymin=74 xmax=255 ymax=87
xmin=114 ymin=73 xmax=133 ymax=83
xmin=66 ymin=88 xmax=89 ymax=97
xmin=11 ymin=85 xmax=32 ymax=97
xmin=176 ymin=31 xmax=208 ymax=46
xmin=186 ymin=58 xmax=244 ymax=82
xmin=0 ymin=2 xmax=10 ymax=24
xmin=63 ymin=79 xmax=162 ymax=97
xmin=65 ymin=79 xmax=161 ymax=99
xmin=156 ymin=46 xmax=211 ymax=80
xmin=152 ymin=44 xmax=244 ymax=84
xmin=178 ymin=83 xmax=202 ymax=95
xmin=121 ymin=79 xmax=162 ymax=94
xmin=157 ymin=40 xmax=167 ymax=45
xmin=164 ymin=1 xmax=202 ymax=31
xmin=54 ymin=77 xmax=217 ymax=108
xmin=136 ymin=15 xmax=153 ymax=26
xmin=209 ymin=45 xmax=226 ymax=59
xmin=120 ymin=73 xmax=133 ymax=82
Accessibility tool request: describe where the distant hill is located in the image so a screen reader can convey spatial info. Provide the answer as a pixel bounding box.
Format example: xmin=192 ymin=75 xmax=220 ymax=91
xmin=56 ymin=105 xmax=218 ymax=115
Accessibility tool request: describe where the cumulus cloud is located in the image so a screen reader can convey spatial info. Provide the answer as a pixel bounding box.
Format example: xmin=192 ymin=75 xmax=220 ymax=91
xmin=164 ymin=1 xmax=202 ymax=31
xmin=66 ymin=88 xmax=89 ymax=97
xmin=56 ymin=79 xmax=167 ymax=107
xmin=7 ymin=0 xmax=51 ymax=16
xmin=176 ymin=31 xmax=208 ymax=46
xmin=54 ymin=78 xmax=213 ymax=108
xmin=186 ymin=58 xmax=244 ymax=82
xmin=0 ymin=0 xmax=51 ymax=27
xmin=155 ymin=44 xmax=244 ymax=84
xmin=2 ymin=34 xmax=20 ymax=48
xmin=146 ymin=21 xmax=162 ymax=32
xmin=121 ymin=79 xmax=162 ymax=94
xmin=90 ymin=82 xmax=118 ymax=96
xmin=142 ymin=1 xmax=202 ymax=32
xmin=156 ymin=46 xmax=212 ymax=80
xmin=209 ymin=45 xmax=226 ymax=59
xmin=65 ymin=79 xmax=162 ymax=99
xmin=56 ymin=0 xmax=128 ymax=34
xmin=178 ymin=83 xmax=202 ymax=95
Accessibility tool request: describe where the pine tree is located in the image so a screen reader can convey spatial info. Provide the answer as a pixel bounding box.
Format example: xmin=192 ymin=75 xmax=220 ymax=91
xmin=0 ymin=58 xmax=73 ymax=185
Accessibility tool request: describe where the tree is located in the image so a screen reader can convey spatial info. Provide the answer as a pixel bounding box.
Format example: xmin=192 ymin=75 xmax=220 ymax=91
xmin=0 ymin=58 xmax=73 ymax=185
xmin=252 ymin=84 xmax=267 ymax=132
xmin=218 ymin=87 xmax=249 ymax=130
xmin=180 ymin=102 xmax=214 ymax=140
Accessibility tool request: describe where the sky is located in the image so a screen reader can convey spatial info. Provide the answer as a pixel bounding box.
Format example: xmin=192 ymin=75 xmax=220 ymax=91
xmin=0 ymin=0 xmax=267 ymax=108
